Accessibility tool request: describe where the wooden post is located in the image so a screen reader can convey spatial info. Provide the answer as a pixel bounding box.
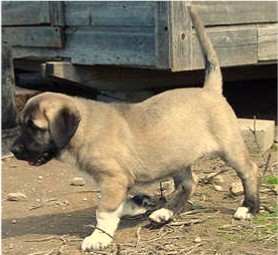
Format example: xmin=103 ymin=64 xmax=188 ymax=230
xmin=2 ymin=42 xmax=17 ymax=129
xmin=2 ymin=42 xmax=18 ymax=154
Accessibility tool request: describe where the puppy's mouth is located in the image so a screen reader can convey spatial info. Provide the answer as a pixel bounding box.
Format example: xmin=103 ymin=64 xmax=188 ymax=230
xmin=28 ymin=152 xmax=54 ymax=166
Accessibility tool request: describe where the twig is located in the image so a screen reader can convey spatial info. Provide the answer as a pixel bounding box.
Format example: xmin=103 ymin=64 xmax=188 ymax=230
xmin=135 ymin=226 xmax=142 ymax=248
xmin=24 ymin=235 xmax=67 ymax=243
xmin=262 ymin=153 xmax=272 ymax=176
xmin=264 ymin=233 xmax=278 ymax=243
xmin=184 ymin=243 xmax=203 ymax=254
xmin=85 ymin=224 xmax=114 ymax=239
xmin=1 ymin=153 xmax=14 ymax=160
xmin=249 ymin=116 xmax=272 ymax=174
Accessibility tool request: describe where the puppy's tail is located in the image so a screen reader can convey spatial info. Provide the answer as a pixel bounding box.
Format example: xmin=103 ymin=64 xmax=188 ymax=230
xmin=188 ymin=5 xmax=222 ymax=94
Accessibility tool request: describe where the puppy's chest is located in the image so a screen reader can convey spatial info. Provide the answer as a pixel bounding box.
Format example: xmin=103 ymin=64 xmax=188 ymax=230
xmin=58 ymin=150 xmax=98 ymax=187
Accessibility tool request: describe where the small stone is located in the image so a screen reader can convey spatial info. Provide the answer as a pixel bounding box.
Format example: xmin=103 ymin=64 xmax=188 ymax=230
xmin=213 ymin=176 xmax=224 ymax=184
xmin=274 ymin=185 xmax=278 ymax=195
xmin=70 ymin=177 xmax=85 ymax=186
xmin=83 ymin=197 xmax=88 ymax=201
xmin=194 ymin=236 xmax=202 ymax=243
xmin=12 ymin=219 xmax=17 ymax=224
xmin=7 ymin=192 xmax=27 ymax=201
xmin=213 ymin=185 xmax=223 ymax=191
xmin=37 ymin=176 xmax=43 ymax=180
xmin=230 ymin=182 xmax=244 ymax=196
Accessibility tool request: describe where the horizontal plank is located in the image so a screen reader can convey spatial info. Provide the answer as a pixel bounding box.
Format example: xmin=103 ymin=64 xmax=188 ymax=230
xmin=8 ymin=27 xmax=155 ymax=67
xmin=186 ymin=26 xmax=258 ymax=71
xmin=64 ymin=1 xmax=155 ymax=27
xmin=42 ymin=62 xmax=277 ymax=91
xmin=192 ymin=1 xmax=277 ymax=26
xmin=2 ymin=27 xmax=64 ymax=48
xmin=66 ymin=27 xmax=155 ymax=65
xmin=2 ymin=1 xmax=50 ymax=26
xmin=258 ymin=24 xmax=278 ymax=62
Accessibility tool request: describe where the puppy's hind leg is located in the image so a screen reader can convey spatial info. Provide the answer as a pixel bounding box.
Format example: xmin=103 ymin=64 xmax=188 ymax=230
xmin=220 ymin=143 xmax=260 ymax=220
xmin=149 ymin=167 xmax=197 ymax=224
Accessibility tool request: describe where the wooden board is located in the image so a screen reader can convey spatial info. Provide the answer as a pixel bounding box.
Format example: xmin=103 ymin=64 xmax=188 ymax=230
xmin=169 ymin=1 xmax=192 ymax=71
xmin=64 ymin=1 xmax=155 ymax=27
xmin=189 ymin=26 xmax=258 ymax=70
xmin=155 ymin=2 xmax=171 ymax=69
xmin=2 ymin=27 xmax=64 ymax=48
xmin=258 ymin=24 xmax=278 ymax=62
xmin=2 ymin=1 xmax=50 ymax=26
xmin=8 ymin=27 xmax=155 ymax=66
xmin=193 ymin=1 xmax=277 ymax=26
xmin=42 ymin=62 xmax=277 ymax=91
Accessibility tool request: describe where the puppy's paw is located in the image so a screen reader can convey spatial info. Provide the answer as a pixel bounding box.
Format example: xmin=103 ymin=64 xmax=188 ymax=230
xmin=149 ymin=208 xmax=173 ymax=224
xmin=81 ymin=230 xmax=113 ymax=251
xmin=234 ymin=207 xmax=252 ymax=220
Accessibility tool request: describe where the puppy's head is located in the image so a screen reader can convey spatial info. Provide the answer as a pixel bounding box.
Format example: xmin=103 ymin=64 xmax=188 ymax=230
xmin=11 ymin=92 xmax=81 ymax=166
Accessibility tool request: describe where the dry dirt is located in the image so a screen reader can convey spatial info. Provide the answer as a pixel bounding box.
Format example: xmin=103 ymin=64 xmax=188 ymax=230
xmin=2 ymin=147 xmax=277 ymax=255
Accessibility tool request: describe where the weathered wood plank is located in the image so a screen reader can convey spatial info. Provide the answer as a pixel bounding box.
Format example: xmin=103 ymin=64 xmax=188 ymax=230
xmin=189 ymin=26 xmax=258 ymax=70
xmin=2 ymin=27 xmax=64 ymax=48
xmin=2 ymin=43 xmax=17 ymax=129
xmin=8 ymin=27 xmax=155 ymax=66
xmin=66 ymin=27 xmax=155 ymax=66
xmin=192 ymin=1 xmax=277 ymax=26
xmin=155 ymin=2 xmax=171 ymax=68
xmin=49 ymin=1 xmax=65 ymax=27
xmin=2 ymin=1 xmax=50 ymax=26
xmin=169 ymin=1 xmax=192 ymax=71
xmin=64 ymin=1 xmax=155 ymax=27
xmin=42 ymin=62 xmax=277 ymax=91
xmin=258 ymin=24 xmax=278 ymax=62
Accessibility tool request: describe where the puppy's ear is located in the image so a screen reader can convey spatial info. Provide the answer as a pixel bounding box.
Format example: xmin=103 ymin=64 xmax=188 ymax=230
xmin=49 ymin=106 xmax=81 ymax=150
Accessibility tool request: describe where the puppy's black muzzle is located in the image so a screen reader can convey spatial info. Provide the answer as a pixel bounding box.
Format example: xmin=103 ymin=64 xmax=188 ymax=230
xmin=11 ymin=143 xmax=27 ymax=161
xmin=11 ymin=140 xmax=59 ymax=166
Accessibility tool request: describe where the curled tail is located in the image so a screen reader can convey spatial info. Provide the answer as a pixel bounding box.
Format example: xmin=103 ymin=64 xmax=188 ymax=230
xmin=188 ymin=5 xmax=222 ymax=94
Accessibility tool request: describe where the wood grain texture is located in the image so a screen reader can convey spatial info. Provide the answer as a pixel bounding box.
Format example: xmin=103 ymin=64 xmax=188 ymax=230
xmin=42 ymin=62 xmax=277 ymax=91
xmin=2 ymin=27 xmax=64 ymax=48
xmin=2 ymin=1 xmax=50 ymax=26
xmin=189 ymin=26 xmax=258 ymax=70
xmin=169 ymin=1 xmax=192 ymax=71
xmin=64 ymin=1 xmax=155 ymax=27
xmin=193 ymin=1 xmax=277 ymax=26
xmin=155 ymin=1 xmax=171 ymax=68
xmin=258 ymin=24 xmax=278 ymax=62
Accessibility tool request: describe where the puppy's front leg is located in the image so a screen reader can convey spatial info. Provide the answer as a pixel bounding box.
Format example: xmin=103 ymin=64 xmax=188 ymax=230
xmin=81 ymin=176 xmax=128 ymax=251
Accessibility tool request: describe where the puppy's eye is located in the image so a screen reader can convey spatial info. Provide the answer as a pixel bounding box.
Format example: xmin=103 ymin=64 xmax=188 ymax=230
xmin=26 ymin=119 xmax=45 ymax=132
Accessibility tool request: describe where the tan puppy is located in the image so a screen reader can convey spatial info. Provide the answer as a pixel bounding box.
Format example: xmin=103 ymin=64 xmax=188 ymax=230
xmin=11 ymin=5 xmax=259 ymax=251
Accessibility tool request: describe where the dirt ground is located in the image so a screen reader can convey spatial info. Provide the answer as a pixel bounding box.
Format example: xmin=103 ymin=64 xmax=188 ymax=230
xmin=2 ymin=146 xmax=277 ymax=255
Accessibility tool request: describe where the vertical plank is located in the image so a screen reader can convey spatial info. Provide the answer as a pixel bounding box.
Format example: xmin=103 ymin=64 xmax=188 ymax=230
xmin=49 ymin=1 xmax=65 ymax=27
xmin=155 ymin=2 xmax=171 ymax=69
xmin=169 ymin=1 xmax=192 ymax=71
xmin=2 ymin=43 xmax=17 ymax=129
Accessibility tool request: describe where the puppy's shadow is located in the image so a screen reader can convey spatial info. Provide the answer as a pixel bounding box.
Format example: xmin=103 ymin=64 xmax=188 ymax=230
xmin=2 ymin=207 xmax=147 ymax=239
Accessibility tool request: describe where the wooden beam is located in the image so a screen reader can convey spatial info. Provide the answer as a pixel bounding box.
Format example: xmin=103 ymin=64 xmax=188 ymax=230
xmin=2 ymin=1 xmax=50 ymax=26
xmin=258 ymin=24 xmax=278 ymax=62
xmin=64 ymin=1 xmax=155 ymax=27
xmin=42 ymin=61 xmax=277 ymax=91
xmin=2 ymin=27 xmax=64 ymax=48
xmin=193 ymin=1 xmax=277 ymax=26
xmin=155 ymin=2 xmax=171 ymax=69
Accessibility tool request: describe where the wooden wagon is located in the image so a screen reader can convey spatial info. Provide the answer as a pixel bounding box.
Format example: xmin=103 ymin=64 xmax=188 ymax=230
xmin=2 ymin=1 xmax=278 ymax=91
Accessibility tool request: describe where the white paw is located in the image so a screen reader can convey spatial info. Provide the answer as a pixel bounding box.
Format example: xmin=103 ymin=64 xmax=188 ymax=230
xmin=234 ymin=207 xmax=252 ymax=220
xmin=81 ymin=230 xmax=113 ymax=251
xmin=149 ymin=208 xmax=173 ymax=223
